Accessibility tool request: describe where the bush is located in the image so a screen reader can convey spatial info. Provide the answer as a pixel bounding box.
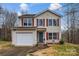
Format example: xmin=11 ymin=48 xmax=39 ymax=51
xmin=59 ymin=40 xmax=64 ymax=44
xmin=59 ymin=36 xmax=64 ymax=44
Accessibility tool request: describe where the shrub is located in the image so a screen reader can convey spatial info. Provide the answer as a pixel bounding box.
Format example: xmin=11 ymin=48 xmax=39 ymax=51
xmin=59 ymin=40 xmax=64 ymax=44
xmin=59 ymin=36 xmax=64 ymax=44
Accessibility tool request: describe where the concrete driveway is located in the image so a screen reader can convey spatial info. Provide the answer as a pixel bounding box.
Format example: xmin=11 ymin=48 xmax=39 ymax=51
xmin=0 ymin=47 xmax=33 ymax=56
xmin=0 ymin=41 xmax=48 ymax=56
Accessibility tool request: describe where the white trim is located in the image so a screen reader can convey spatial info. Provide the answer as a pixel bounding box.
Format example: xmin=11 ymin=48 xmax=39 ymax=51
xmin=12 ymin=30 xmax=37 ymax=46
xmin=23 ymin=18 xmax=32 ymax=27
xmin=37 ymin=19 xmax=44 ymax=26
xmin=48 ymin=32 xmax=58 ymax=40
xmin=48 ymin=32 xmax=53 ymax=40
xmin=48 ymin=19 xmax=53 ymax=26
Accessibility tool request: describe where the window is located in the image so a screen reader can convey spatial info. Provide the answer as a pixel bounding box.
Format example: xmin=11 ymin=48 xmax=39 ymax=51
xmin=48 ymin=19 xmax=57 ymax=26
xmin=48 ymin=19 xmax=52 ymax=26
xmin=28 ymin=19 xmax=32 ymax=26
xmin=24 ymin=19 xmax=27 ymax=26
xmin=23 ymin=18 xmax=32 ymax=27
xmin=48 ymin=33 xmax=52 ymax=39
xmin=37 ymin=19 xmax=44 ymax=26
xmin=53 ymin=19 xmax=56 ymax=26
xmin=53 ymin=33 xmax=57 ymax=39
xmin=48 ymin=32 xmax=58 ymax=40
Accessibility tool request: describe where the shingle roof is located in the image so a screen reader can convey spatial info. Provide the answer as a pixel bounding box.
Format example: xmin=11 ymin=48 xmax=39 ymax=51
xmin=35 ymin=9 xmax=62 ymax=17
xmin=18 ymin=14 xmax=35 ymax=18
xmin=19 ymin=9 xmax=62 ymax=18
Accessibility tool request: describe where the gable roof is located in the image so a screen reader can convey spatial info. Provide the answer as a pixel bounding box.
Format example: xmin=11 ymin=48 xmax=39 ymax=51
xmin=18 ymin=9 xmax=62 ymax=18
xmin=35 ymin=9 xmax=62 ymax=17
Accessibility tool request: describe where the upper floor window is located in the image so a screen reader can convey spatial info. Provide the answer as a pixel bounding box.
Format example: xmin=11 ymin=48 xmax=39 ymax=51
xmin=23 ymin=18 xmax=32 ymax=27
xmin=48 ymin=19 xmax=59 ymax=26
xmin=48 ymin=19 xmax=53 ymax=26
xmin=37 ymin=19 xmax=44 ymax=26
xmin=53 ymin=19 xmax=56 ymax=26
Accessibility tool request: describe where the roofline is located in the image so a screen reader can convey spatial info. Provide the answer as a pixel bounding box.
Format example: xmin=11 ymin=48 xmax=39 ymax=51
xmin=34 ymin=9 xmax=62 ymax=17
xmin=18 ymin=14 xmax=35 ymax=18
xmin=18 ymin=9 xmax=62 ymax=18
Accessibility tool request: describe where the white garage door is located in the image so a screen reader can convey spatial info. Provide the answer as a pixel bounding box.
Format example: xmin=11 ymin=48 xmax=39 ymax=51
xmin=16 ymin=32 xmax=34 ymax=46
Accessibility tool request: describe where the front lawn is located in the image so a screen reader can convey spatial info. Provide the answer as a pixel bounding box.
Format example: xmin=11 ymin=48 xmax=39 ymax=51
xmin=52 ymin=43 xmax=79 ymax=56
xmin=31 ymin=43 xmax=79 ymax=56
xmin=0 ymin=41 xmax=79 ymax=56
xmin=0 ymin=41 xmax=11 ymax=49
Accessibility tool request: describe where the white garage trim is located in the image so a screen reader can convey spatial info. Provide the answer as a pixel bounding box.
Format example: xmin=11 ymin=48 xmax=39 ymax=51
xmin=16 ymin=32 xmax=33 ymax=46
xmin=12 ymin=30 xmax=37 ymax=46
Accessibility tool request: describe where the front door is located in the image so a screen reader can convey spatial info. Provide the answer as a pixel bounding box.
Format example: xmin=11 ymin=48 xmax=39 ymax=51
xmin=39 ymin=32 xmax=43 ymax=43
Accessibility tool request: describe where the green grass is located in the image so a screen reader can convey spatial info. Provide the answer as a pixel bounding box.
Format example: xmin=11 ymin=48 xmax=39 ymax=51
xmin=52 ymin=43 xmax=79 ymax=56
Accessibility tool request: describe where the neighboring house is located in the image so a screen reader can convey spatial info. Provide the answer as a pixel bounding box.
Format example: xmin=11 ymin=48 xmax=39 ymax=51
xmin=12 ymin=9 xmax=61 ymax=46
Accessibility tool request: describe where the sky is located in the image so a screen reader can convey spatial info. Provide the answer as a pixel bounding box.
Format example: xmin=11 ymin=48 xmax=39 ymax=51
xmin=0 ymin=3 xmax=65 ymax=30
xmin=1 ymin=3 xmax=64 ymax=15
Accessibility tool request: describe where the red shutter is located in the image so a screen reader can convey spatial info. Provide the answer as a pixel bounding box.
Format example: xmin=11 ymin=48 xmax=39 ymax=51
xmin=57 ymin=19 xmax=59 ymax=26
xmin=46 ymin=32 xmax=48 ymax=40
xmin=46 ymin=19 xmax=48 ymax=26
xmin=37 ymin=19 xmax=38 ymax=26
xmin=21 ymin=18 xmax=23 ymax=26
xmin=32 ymin=18 xmax=34 ymax=26
xmin=43 ymin=19 xmax=45 ymax=26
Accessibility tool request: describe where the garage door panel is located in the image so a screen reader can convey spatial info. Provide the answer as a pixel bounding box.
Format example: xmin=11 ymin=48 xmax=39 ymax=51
xmin=16 ymin=32 xmax=34 ymax=46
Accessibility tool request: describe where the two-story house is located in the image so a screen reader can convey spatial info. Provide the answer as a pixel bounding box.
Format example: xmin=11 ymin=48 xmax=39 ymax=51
xmin=11 ymin=9 xmax=61 ymax=46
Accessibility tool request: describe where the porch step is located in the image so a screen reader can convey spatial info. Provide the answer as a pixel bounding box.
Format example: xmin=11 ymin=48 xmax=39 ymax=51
xmin=37 ymin=43 xmax=48 ymax=49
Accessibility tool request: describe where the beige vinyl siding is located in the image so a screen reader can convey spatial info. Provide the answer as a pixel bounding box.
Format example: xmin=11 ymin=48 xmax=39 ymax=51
xmin=34 ymin=11 xmax=61 ymax=43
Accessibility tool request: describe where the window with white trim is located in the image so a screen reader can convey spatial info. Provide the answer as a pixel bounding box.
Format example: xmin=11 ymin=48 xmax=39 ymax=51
xmin=48 ymin=19 xmax=57 ymax=26
xmin=23 ymin=18 xmax=32 ymax=27
xmin=48 ymin=33 xmax=52 ymax=40
xmin=37 ymin=19 xmax=44 ymax=26
xmin=53 ymin=19 xmax=56 ymax=26
xmin=53 ymin=33 xmax=57 ymax=39
xmin=48 ymin=19 xmax=53 ymax=26
xmin=48 ymin=32 xmax=58 ymax=40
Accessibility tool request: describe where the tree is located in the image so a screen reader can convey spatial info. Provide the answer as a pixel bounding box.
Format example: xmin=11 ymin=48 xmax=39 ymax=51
xmin=56 ymin=3 xmax=79 ymax=44
xmin=0 ymin=5 xmax=17 ymax=41
xmin=63 ymin=3 xmax=79 ymax=44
